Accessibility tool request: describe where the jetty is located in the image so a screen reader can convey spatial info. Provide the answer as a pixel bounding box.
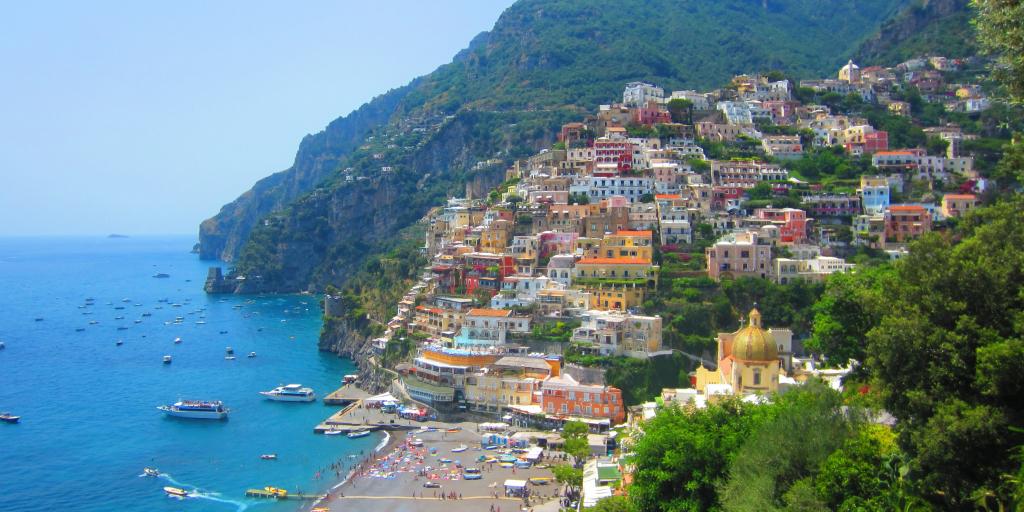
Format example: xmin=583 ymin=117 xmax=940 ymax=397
xmin=245 ymin=489 xmax=326 ymax=500
xmin=322 ymin=384 xmax=370 ymax=406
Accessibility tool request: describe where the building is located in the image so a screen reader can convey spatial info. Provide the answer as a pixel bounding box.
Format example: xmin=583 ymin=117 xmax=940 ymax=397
xmin=594 ymin=230 xmax=654 ymax=263
xmin=705 ymin=231 xmax=773 ymax=281
xmin=838 ymin=60 xmax=861 ymax=83
xmin=761 ymin=135 xmax=803 ymax=159
xmin=453 ymin=309 xmax=531 ymax=347
xmin=858 ymin=176 xmax=890 ymax=214
xmin=694 ymin=308 xmax=793 ymax=396
xmin=752 ymin=208 xmax=809 ymax=244
xmin=885 ymin=205 xmax=932 ymax=242
xmin=623 ymin=82 xmax=664 ymax=108
xmin=571 ymin=310 xmax=664 ymax=358
xmin=941 ymin=193 xmax=979 ymax=218
xmin=541 ymin=372 xmax=625 ymax=425
xmin=710 ymin=160 xmax=788 ymax=188
xmin=801 ymin=195 xmax=862 ymax=218
xmin=773 ymin=256 xmax=855 ymax=284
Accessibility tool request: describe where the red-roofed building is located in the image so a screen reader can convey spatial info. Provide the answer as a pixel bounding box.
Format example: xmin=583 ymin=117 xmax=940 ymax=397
xmin=885 ymin=205 xmax=932 ymax=242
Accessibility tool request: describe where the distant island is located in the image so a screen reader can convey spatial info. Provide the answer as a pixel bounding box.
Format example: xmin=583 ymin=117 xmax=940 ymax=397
xmin=107 ymin=234 xmax=130 ymax=239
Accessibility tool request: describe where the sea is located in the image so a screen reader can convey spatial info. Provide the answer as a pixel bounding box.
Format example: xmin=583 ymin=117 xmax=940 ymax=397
xmin=0 ymin=235 xmax=378 ymax=512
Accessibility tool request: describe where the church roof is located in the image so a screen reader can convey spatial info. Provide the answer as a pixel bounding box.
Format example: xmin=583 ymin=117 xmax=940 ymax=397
xmin=732 ymin=308 xmax=778 ymax=362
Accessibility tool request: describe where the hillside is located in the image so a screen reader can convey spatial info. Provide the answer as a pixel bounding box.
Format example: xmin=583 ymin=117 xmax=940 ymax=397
xmin=200 ymin=0 xmax=909 ymax=291
xmin=855 ymin=0 xmax=977 ymax=65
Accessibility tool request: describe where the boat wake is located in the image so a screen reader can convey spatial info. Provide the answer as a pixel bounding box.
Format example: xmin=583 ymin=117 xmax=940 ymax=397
xmin=374 ymin=431 xmax=390 ymax=453
xmin=153 ymin=473 xmax=254 ymax=511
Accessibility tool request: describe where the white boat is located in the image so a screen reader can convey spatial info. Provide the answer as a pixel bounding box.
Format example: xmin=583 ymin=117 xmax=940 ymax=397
xmin=260 ymin=454 xmax=278 ymax=460
xmin=451 ymin=445 xmax=468 ymax=453
xmin=324 ymin=430 xmax=344 ymax=436
xmin=158 ymin=400 xmax=229 ymax=420
xmin=164 ymin=486 xmax=189 ymax=497
xmin=144 ymin=467 xmax=160 ymax=477
xmin=259 ymin=384 xmax=315 ymax=402
xmin=173 ymin=337 xmax=182 ymax=344
xmin=247 ymin=352 xmax=257 ymax=358
xmin=162 ymin=355 xmax=172 ymax=364
xmin=225 ymin=356 xmax=236 ymax=361
xmin=347 ymin=430 xmax=372 ymax=439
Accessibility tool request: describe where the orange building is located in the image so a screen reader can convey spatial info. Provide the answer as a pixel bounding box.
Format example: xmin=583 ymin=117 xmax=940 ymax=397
xmin=885 ymin=205 xmax=932 ymax=242
xmin=541 ymin=372 xmax=625 ymax=425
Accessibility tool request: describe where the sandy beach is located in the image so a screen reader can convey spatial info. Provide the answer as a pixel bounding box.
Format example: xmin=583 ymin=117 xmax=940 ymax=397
xmin=309 ymin=424 xmax=565 ymax=512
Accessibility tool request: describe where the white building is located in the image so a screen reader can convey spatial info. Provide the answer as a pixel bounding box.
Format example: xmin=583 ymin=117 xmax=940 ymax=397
xmin=623 ymin=82 xmax=664 ymax=107
xmin=571 ymin=310 xmax=665 ymax=358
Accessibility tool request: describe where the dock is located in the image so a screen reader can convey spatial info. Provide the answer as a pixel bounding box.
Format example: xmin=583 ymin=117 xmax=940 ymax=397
xmin=245 ymin=489 xmax=326 ymax=500
xmin=323 ymin=384 xmax=370 ymax=406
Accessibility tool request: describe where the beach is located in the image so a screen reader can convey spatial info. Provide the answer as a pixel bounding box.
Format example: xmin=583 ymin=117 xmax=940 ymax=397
xmin=310 ymin=423 xmax=566 ymax=512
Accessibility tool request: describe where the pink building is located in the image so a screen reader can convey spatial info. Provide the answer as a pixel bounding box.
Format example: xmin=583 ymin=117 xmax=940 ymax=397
xmin=705 ymin=231 xmax=773 ymax=281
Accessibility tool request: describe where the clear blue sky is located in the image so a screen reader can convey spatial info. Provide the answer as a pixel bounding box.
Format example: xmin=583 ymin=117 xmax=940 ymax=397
xmin=0 ymin=1 xmax=513 ymax=236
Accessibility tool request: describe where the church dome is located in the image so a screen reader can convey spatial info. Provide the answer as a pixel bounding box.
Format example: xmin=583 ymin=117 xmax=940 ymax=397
xmin=732 ymin=308 xmax=778 ymax=362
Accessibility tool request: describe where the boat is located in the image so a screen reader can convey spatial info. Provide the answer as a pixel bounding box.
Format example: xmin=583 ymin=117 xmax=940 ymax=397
xmin=34 ymin=317 xmax=44 ymax=322
xmin=114 ymin=315 xmax=125 ymax=320
xmin=117 ymin=326 xmax=129 ymax=331
xmin=219 ymin=330 xmax=228 ymax=334
xmin=157 ymin=400 xmax=229 ymax=420
xmin=163 ymin=486 xmax=188 ymax=497
xmin=225 ymin=356 xmax=236 ymax=361
xmin=195 ymin=321 xmax=206 ymax=325
xmin=263 ymin=486 xmax=288 ymax=498
xmin=142 ymin=312 xmax=152 ymax=317
xmin=260 ymin=384 xmax=315 ymax=402
xmin=153 ymin=273 xmax=170 ymax=278
xmin=162 ymin=355 xmax=172 ymax=364
xmin=174 ymin=337 xmax=182 ymax=344
xmin=144 ymin=467 xmax=160 ymax=477
xmin=247 ymin=352 xmax=257 ymax=358
xmin=451 ymin=444 xmax=468 ymax=453
xmin=116 ymin=340 xmax=124 ymax=346
xmin=75 ymin=328 xmax=85 ymax=332
xmin=347 ymin=430 xmax=372 ymax=439
xmin=134 ymin=319 xmax=142 ymax=324
xmin=260 ymin=454 xmax=278 ymax=460
xmin=323 ymin=430 xmax=344 ymax=436
xmin=343 ymin=374 xmax=358 ymax=384
xmin=89 ymin=320 xmax=99 ymax=325
xmin=0 ymin=341 xmax=4 ymax=349
xmin=225 ymin=347 xmax=234 ymax=355
xmin=0 ymin=412 xmax=20 ymax=424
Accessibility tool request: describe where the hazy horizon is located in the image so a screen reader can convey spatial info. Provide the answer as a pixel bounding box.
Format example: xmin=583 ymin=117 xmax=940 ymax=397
xmin=0 ymin=1 xmax=513 ymax=236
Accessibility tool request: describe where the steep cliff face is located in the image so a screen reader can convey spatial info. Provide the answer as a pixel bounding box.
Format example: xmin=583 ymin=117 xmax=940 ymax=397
xmin=198 ymin=84 xmax=414 ymax=261
xmin=225 ymin=109 xmax=568 ymax=293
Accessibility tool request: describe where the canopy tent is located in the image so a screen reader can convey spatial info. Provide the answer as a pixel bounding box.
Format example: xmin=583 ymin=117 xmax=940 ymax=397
xmin=363 ymin=392 xmax=399 ymax=405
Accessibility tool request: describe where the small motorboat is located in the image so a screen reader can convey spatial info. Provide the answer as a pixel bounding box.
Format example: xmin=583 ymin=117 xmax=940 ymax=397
xmin=116 ymin=340 xmax=124 ymax=346
xmin=260 ymin=454 xmax=278 ymax=460
xmin=0 ymin=341 xmax=5 ymax=349
xmin=219 ymin=330 xmax=228 ymax=334
xmin=347 ymin=430 xmax=372 ymax=439
xmin=173 ymin=337 xmax=182 ymax=344
xmin=163 ymin=486 xmax=188 ymax=497
xmin=75 ymin=328 xmax=85 ymax=332
xmin=163 ymin=355 xmax=172 ymax=364
xmin=0 ymin=412 xmax=20 ymax=424
xmin=153 ymin=273 xmax=170 ymax=278
xmin=34 ymin=317 xmax=44 ymax=322
xmin=89 ymin=320 xmax=99 ymax=325
xmin=247 ymin=352 xmax=257 ymax=358
xmin=114 ymin=315 xmax=125 ymax=320
xmin=144 ymin=467 xmax=160 ymax=477
xmin=225 ymin=347 xmax=234 ymax=355
xmin=324 ymin=430 xmax=344 ymax=436
xmin=134 ymin=319 xmax=142 ymax=324
xmin=117 ymin=326 xmax=129 ymax=331
xmin=225 ymin=356 xmax=236 ymax=361
xmin=451 ymin=445 xmax=468 ymax=453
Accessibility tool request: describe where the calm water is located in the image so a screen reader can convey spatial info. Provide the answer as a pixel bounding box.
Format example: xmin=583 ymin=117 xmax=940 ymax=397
xmin=0 ymin=236 xmax=377 ymax=511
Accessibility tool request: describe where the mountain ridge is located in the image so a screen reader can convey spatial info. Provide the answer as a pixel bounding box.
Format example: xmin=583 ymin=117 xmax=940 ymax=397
xmin=199 ymin=0 xmax=913 ymax=291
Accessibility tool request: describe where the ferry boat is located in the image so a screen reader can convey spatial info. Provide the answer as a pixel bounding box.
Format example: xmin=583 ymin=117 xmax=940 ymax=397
xmin=347 ymin=430 xmax=371 ymax=439
xmin=260 ymin=384 xmax=315 ymax=402
xmin=157 ymin=400 xmax=229 ymax=420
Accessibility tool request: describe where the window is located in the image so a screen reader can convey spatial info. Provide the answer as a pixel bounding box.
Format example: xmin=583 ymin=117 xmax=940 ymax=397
xmin=753 ymin=368 xmax=762 ymax=386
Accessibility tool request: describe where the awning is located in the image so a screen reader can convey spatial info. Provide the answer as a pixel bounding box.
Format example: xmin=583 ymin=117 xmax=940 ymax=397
xmin=504 ymin=479 xmax=527 ymax=489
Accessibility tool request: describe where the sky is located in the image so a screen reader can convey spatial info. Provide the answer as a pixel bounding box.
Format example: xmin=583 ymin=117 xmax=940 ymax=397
xmin=0 ymin=1 xmax=514 ymax=236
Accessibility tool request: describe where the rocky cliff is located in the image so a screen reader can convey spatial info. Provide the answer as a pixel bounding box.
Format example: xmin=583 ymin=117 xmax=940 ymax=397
xmin=855 ymin=0 xmax=975 ymax=65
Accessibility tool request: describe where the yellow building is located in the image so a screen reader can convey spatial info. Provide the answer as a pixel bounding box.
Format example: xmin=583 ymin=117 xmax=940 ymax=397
xmin=480 ymin=219 xmax=512 ymax=253
xmin=585 ymin=283 xmax=647 ymax=312
xmin=695 ymin=308 xmax=784 ymax=396
xmin=594 ymin=230 xmax=654 ymax=263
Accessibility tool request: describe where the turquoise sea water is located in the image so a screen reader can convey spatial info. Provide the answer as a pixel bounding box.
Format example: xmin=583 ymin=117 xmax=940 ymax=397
xmin=0 ymin=236 xmax=375 ymax=511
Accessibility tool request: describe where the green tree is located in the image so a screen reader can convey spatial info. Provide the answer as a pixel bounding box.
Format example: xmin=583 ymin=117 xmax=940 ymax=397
xmin=720 ymin=382 xmax=856 ymax=511
xmin=815 ymin=424 xmax=901 ymax=511
xmin=866 ymin=198 xmax=1024 ymax=508
xmin=552 ymin=464 xmax=583 ymax=494
xmin=631 ymin=398 xmax=769 ymax=512
xmin=974 ymin=0 xmax=1024 ymax=103
xmin=925 ymin=136 xmax=949 ymax=157
xmin=562 ymin=420 xmax=591 ymax=465
xmin=806 ymin=265 xmax=897 ymax=366
xmin=667 ymin=98 xmax=694 ymax=124
xmin=591 ymin=495 xmax=637 ymax=512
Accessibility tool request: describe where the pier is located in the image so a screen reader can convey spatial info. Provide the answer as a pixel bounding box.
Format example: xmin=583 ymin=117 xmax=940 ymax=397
xmin=322 ymin=384 xmax=370 ymax=406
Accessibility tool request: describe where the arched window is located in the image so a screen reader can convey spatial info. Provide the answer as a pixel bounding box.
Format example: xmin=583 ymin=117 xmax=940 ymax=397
xmin=753 ymin=368 xmax=762 ymax=386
